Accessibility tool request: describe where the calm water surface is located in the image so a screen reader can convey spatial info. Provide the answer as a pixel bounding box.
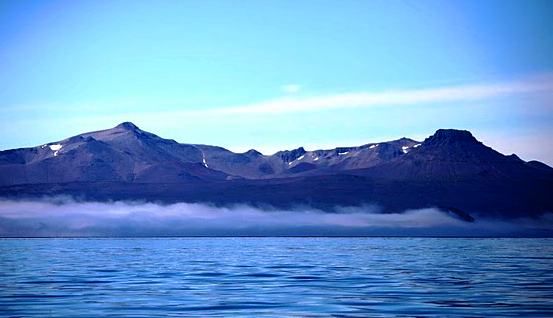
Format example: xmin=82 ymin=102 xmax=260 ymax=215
xmin=1 ymin=237 xmax=552 ymax=317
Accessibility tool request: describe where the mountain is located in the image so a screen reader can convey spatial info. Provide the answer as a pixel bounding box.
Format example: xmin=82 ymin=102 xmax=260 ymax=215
xmin=1 ymin=122 xmax=552 ymax=219
xmin=0 ymin=122 xmax=228 ymax=185
xmin=356 ymin=129 xmax=549 ymax=180
xmin=0 ymin=122 xmax=419 ymax=184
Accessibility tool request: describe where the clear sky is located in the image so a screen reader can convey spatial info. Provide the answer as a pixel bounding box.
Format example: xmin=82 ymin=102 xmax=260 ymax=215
xmin=1 ymin=0 xmax=552 ymax=164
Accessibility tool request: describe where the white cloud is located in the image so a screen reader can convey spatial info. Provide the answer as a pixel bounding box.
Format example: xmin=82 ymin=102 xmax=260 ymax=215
xmin=184 ymin=73 xmax=553 ymax=116
xmin=281 ymin=84 xmax=301 ymax=93
xmin=5 ymin=73 xmax=552 ymax=121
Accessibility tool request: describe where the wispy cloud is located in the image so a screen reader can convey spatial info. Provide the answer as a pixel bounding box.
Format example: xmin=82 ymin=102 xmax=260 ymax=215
xmin=281 ymin=84 xmax=301 ymax=93
xmin=188 ymin=73 xmax=553 ymax=116
xmin=4 ymin=73 xmax=552 ymax=120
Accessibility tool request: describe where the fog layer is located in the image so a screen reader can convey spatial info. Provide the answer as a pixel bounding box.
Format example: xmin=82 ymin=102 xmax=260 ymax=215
xmin=0 ymin=198 xmax=551 ymax=237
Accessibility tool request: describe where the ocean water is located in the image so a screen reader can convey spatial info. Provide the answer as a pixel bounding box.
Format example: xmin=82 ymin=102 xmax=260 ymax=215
xmin=1 ymin=237 xmax=552 ymax=317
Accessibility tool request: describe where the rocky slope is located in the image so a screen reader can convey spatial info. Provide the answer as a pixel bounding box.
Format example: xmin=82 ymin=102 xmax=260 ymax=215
xmin=0 ymin=122 xmax=421 ymax=184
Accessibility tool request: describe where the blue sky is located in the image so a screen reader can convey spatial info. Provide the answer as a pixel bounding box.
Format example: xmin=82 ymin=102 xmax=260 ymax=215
xmin=1 ymin=0 xmax=552 ymax=164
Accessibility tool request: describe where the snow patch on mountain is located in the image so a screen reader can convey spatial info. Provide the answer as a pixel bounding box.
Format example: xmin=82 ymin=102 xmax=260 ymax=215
xmin=49 ymin=144 xmax=62 ymax=156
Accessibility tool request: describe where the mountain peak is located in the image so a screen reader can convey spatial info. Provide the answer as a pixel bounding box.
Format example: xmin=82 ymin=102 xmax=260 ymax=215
xmin=274 ymin=147 xmax=306 ymax=162
xmin=116 ymin=122 xmax=140 ymax=131
xmin=424 ymin=129 xmax=479 ymax=145
xmin=244 ymin=149 xmax=262 ymax=156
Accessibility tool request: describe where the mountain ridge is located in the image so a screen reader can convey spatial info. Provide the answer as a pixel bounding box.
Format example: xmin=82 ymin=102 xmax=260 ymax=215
xmin=0 ymin=122 xmax=552 ymax=220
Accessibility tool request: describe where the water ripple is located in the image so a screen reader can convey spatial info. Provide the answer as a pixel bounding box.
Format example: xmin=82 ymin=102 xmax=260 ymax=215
xmin=1 ymin=237 xmax=553 ymax=317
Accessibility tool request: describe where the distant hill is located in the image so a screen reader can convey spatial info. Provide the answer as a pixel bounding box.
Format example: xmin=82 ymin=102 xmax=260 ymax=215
xmin=1 ymin=122 xmax=552 ymax=220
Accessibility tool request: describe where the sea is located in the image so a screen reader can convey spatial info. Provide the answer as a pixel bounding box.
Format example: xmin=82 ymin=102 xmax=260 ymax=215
xmin=1 ymin=237 xmax=552 ymax=317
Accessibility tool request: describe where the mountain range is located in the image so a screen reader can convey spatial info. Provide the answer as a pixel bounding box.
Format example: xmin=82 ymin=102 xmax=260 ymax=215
xmin=1 ymin=122 xmax=552 ymax=221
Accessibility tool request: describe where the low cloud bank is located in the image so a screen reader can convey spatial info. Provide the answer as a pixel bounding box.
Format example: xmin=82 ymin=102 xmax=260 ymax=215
xmin=0 ymin=198 xmax=551 ymax=237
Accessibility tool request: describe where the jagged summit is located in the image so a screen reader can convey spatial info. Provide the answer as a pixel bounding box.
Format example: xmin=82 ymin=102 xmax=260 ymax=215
xmin=275 ymin=147 xmax=306 ymax=162
xmin=424 ymin=129 xmax=479 ymax=145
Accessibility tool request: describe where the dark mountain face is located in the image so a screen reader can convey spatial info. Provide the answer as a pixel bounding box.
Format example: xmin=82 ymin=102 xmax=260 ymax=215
xmin=423 ymin=129 xmax=479 ymax=145
xmin=0 ymin=122 xmax=552 ymax=219
xmin=356 ymin=129 xmax=547 ymax=181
